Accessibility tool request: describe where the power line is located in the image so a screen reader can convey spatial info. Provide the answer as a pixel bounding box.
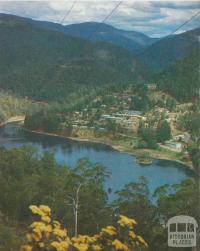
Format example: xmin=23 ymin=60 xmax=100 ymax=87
xmin=169 ymin=10 xmax=200 ymax=36
xmin=87 ymin=1 xmax=123 ymax=40
xmin=60 ymin=1 xmax=76 ymax=25
xmin=138 ymin=10 xmax=200 ymax=57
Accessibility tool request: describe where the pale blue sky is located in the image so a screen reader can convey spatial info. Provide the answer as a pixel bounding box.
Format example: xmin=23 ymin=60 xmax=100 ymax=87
xmin=0 ymin=1 xmax=199 ymax=37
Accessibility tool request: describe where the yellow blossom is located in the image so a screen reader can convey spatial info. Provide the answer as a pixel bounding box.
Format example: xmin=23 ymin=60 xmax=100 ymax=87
xmin=51 ymin=241 xmax=65 ymax=251
xmin=41 ymin=215 xmax=51 ymax=223
xmin=118 ymin=215 xmax=137 ymax=229
xmin=21 ymin=205 xmax=147 ymax=251
xmin=101 ymin=226 xmax=117 ymax=236
xmin=21 ymin=245 xmax=32 ymax=251
xmin=31 ymin=232 xmax=41 ymax=242
xmin=73 ymin=243 xmax=88 ymax=251
xmin=39 ymin=205 xmax=51 ymax=215
xmin=38 ymin=242 xmax=45 ymax=248
xmin=53 ymin=220 xmax=61 ymax=229
xmin=92 ymin=244 xmax=102 ymax=251
xmin=26 ymin=233 xmax=33 ymax=242
xmin=112 ymin=239 xmax=129 ymax=251
xmin=129 ymin=231 xmax=136 ymax=239
xmin=137 ymin=235 xmax=148 ymax=247
xmin=53 ymin=228 xmax=67 ymax=238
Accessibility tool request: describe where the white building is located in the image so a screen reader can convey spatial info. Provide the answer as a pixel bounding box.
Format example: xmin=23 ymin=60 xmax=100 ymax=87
xmin=165 ymin=140 xmax=182 ymax=152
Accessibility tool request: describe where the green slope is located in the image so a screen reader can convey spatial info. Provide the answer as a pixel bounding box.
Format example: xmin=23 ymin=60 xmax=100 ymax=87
xmin=138 ymin=28 xmax=200 ymax=70
xmin=156 ymin=48 xmax=200 ymax=101
xmin=0 ymin=15 xmax=144 ymax=100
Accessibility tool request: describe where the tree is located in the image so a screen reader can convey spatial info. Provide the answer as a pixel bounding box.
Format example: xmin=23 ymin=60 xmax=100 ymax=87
xmin=65 ymin=158 xmax=110 ymax=236
xmin=156 ymin=120 xmax=171 ymax=143
xmin=20 ymin=205 xmax=148 ymax=251
xmin=190 ymin=115 xmax=200 ymax=140
xmin=130 ymin=95 xmax=149 ymax=112
xmin=114 ymin=177 xmax=157 ymax=250
xmin=166 ymin=97 xmax=177 ymax=111
xmin=105 ymin=119 xmax=120 ymax=137
xmin=0 ymin=148 xmax=111 ymax=243
xmin=138 ymin=122 xmax=158 ymax=149
xmin=24 ymin=110 xmax=61 ymax=132
xmin=154 ymin=179 xmax=200 ymax=224
xmin=187 ymin=141 xmax=200 ymax=173
xmin=60 ymin=121 xmax=73 ymax=136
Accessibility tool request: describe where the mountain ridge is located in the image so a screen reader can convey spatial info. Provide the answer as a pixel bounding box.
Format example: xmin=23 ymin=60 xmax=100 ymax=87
xmin=138 ymin=27 xmax=200 ymax=70
xmin=0 ymin=14 xmax=145 ymax=100
xmin=0 ymin=13 xmax=158 ymax=52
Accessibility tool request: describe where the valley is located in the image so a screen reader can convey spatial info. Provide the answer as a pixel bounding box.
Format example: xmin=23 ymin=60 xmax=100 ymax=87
xmin=0 ymin=8 xmax=199 ymax=251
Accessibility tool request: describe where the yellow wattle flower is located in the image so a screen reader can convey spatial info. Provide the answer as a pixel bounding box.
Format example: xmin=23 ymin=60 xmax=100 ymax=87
xmin=26 ymin=233 xmax=33 ymax=242
xmin=21 ymin=205 xmax=147 ymax=251
xmin=92 ymin=244 xmax=102 ymax=251
xmin=73 ymin=243 xmax=88 ymax=251
xmin=53 ymin=228 xmax=67 ymax=238
xmin=118 ymin=215 xmax=137 ymax=229
xmin=129 ymin=231 xmax=136 ymax=239
xmin=53 ymin=220 xmax=61 ymax=229
xmin=41 ymin=215 xmax=51 ymax=223
xmin=38 ymin=242 xmax=45 ymax=248
xmin=112 ymin=239 xmax=129 ymax=251
xmin=101 ymin=226 xmax=117 ymax=236
xmin=137 ymin=235 xmax=148 ymax=247
xmin=39 ymin=205 xmax=51 ymax=215
xmin=21 ymin=245 xmax=32 ymax=251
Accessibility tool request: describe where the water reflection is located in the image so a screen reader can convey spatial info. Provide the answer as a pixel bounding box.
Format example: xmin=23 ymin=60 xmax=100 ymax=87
xmin=0 ymin=122 xmax=194 ymax=199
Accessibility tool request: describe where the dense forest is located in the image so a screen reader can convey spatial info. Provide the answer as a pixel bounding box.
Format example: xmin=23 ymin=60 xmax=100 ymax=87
xmin=0 ymin=15 xmax=199 ymax=103
xmin=0 ymin=147 xmax=199 ymax=251
xmin=138 ymin=28 xmax=200 ymax=70
xmin=0 ymin=15 xmax=146 ymax=101
xmin=156 ymin=48 xmax=200 ymax=101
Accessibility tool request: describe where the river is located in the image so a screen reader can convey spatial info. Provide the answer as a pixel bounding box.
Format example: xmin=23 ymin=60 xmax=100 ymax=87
xmin=0 ymin=122 xmax=194 ymax=199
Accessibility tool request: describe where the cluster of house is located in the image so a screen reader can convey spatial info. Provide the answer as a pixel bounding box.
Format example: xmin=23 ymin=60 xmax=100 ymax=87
xmin=100 ymin=110 xmax=145 ymax=128
xmin=69 ymin=109 xmax=146 ymax=132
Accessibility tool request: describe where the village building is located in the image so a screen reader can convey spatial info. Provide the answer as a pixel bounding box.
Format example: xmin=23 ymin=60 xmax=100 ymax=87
xmin=164 ymin=140 xmax=183 ymax=152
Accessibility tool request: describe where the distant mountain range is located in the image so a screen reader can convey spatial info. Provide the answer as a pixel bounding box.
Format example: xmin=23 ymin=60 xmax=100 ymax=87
xmin=0 ymin=13 xmax=158 ymax=52
xmin=0 ymin=13 xmax=199 ymax=101
xmin=0 ymin=13 xmax=199 ymax=71
xmin=0 ymin=14 xmax=145 ymax=100
xmin=44 ymin=22 xmax=158 ymax=52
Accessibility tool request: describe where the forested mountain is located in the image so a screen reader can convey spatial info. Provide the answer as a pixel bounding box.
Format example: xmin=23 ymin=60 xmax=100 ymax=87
xmin=0 ymin=14 xmax=157 ymax=52
xmin=0 ymin=13 xmax=199 ymax=102
xmin=156 ymin=48 xmax=200 ymax=101
xmin=49 ymin=22 xmax=158 ymax=52
xmin=0 ymin=14 xmax=145 ymax=100
xmin=138 ymin=28 xmax=200 ymax=70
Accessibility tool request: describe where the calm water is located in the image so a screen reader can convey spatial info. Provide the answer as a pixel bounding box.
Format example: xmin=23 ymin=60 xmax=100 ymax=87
xmin=0 ymin=122 xmax=194 ymax=198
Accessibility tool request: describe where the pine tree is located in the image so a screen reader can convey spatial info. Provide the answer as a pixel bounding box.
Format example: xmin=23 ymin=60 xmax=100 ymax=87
xmin=156 ymin=120 xmax=171 ymax=143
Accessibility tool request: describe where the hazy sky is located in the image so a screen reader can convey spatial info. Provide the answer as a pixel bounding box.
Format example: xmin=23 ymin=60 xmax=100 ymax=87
xmin=0 ymin=1 xmax=199 ymax=37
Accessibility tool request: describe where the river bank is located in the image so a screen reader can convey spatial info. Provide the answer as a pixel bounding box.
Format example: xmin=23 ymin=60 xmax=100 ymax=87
xmin=0 ymin=117 xmax=194 ymax=171
xmin=0 ymin=115 xmax=25 ymax=127
xmin=22 ymin=126 xmax=194 ymax=171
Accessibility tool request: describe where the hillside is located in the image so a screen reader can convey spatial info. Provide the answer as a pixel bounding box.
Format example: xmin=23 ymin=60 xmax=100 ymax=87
xmin=0 ymin=14 xmax=145 ymax=100
xmin=0 ymin=14 xmax=157 ymax=52
xmin=138 ymin=28 xmax=200 ymax=70
xmin=155 ymin=48 xmax=200 ymax=101
xmin=51 ymin=22 xmax=158 ymax=52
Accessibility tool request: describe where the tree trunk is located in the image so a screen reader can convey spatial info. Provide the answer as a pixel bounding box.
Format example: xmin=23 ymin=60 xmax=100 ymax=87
xmin=75 ymin=205 xmax=78 ymax=237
